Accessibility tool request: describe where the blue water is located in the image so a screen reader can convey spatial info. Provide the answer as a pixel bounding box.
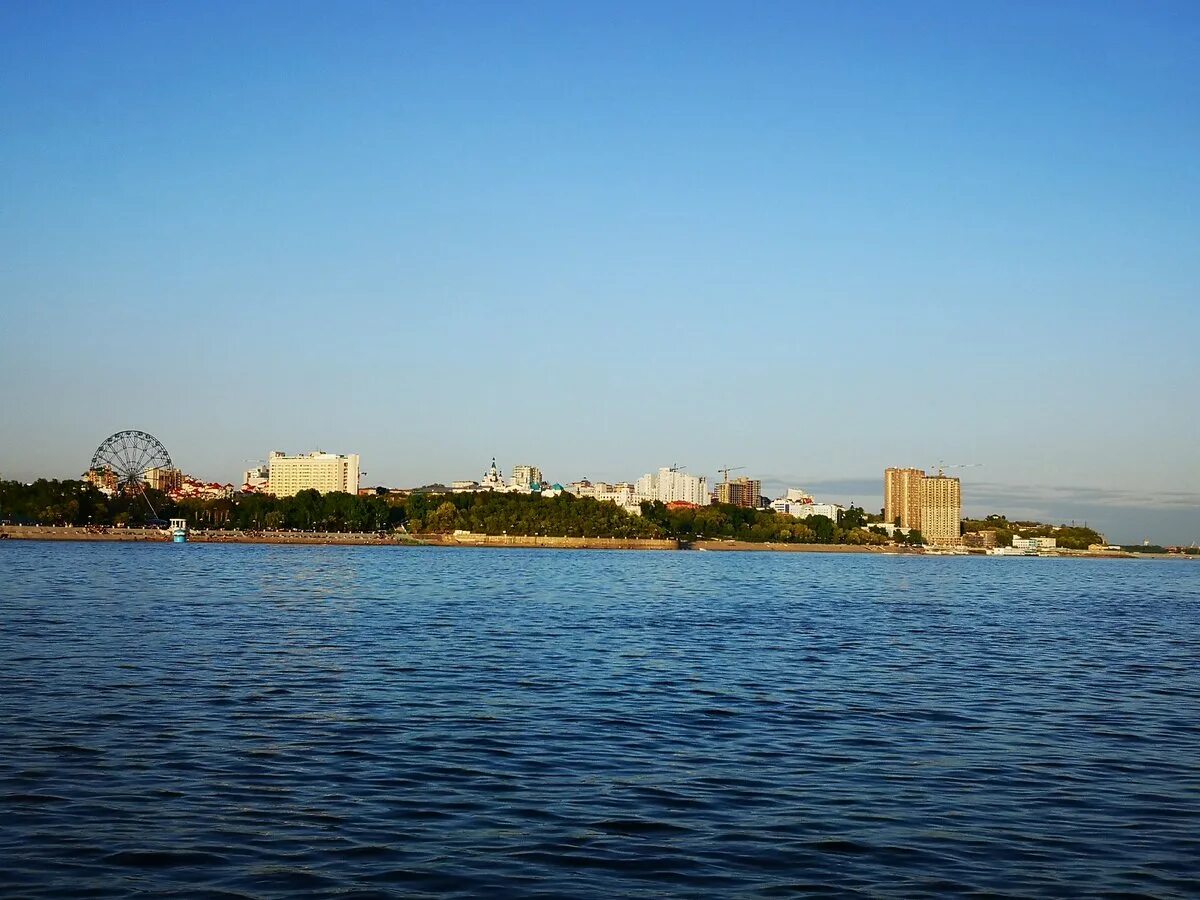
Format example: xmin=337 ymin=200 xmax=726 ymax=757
xmin=2 ymin=543 xmax=1199 ymax=898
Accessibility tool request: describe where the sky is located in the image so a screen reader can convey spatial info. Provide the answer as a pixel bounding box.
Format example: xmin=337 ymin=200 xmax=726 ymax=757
xmin=1 ymin=1 xmax=1197 ymax=544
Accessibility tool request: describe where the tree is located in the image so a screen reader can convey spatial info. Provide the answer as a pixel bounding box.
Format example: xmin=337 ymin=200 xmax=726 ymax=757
xmin=427 ymin=501 xmax=460 ymax=533
xmin=802 ymin=514 xmax=837 ymax=543
xmin=840 ymin=505 xmax=867 ymax=530
xmin=846 ymin=528 xmax=889 ymax=546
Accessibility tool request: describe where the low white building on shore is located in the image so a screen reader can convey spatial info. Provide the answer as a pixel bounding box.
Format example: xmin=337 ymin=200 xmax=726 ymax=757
xmin=770 ymin=498 xmax=844 ymax=521
xmin=1013 ymin=536 xmax=1057 ymax=553
xmin=866 ymin=521 xmax=910 ymax=538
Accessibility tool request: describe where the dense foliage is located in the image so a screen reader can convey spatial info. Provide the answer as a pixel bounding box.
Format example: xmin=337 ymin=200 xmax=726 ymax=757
xmin=0 ymin=480 xmax=396 ymax=532
xmin=1 ymin=479 xmax=141 ymax=526
xmin=181 ymin=490 xmax=396 ymax=531
xmin=869 ymin=525 xmax=925 ymax=546
xmin=2 ymin=481 xmax=891 ymax=544
xmin=406 ymin=492 xmax=660 ymax=537
xmin=639 ymin=502 xmax=888 ymax=545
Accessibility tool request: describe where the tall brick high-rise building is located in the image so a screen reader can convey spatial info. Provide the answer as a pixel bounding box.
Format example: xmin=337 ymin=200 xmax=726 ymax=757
xmin=884 ymin=467 xmax=925 ymax=529
xmin=919 ymin=475 xmax=962 ymax=546
xmin=717 ymin=476 xmax=761 ymax=508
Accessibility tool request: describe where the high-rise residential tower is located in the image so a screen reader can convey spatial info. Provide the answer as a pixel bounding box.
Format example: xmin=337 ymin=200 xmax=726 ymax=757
xmin=919 ymin=475 xmax=962 ymax=546
xmin=717 ymin=476 xmax=762 ymax=508
xmin=143 ymin=466 xmax=183 ymax=493
xmin=635 ymin=466 xmax=710 ymax=506
xmin=884 ymin=467 xmax=925 ymax=529
xmin=510 ymin=465 xmax=543 ymax=491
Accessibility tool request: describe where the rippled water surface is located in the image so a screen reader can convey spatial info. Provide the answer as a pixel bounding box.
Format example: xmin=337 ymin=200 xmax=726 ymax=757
xmin=2 ymin=542 xmax=1199 ymax=898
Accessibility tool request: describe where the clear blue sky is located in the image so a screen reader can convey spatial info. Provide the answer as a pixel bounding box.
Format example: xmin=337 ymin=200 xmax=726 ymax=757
xmin=1 ymin=1 xmax=1197 ymax=543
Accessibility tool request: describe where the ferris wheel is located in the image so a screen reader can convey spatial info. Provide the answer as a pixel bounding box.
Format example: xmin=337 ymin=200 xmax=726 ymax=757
xmin=89 ymin=430 xmax=174 ymax=516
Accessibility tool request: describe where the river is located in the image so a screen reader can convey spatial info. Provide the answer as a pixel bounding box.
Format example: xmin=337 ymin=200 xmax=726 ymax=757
xmin=2 ymin=542 xmax=1197 ymax=897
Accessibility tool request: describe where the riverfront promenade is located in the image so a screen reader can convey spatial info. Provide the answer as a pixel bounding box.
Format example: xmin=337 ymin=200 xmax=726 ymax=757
xmin=0 ymin=525 xmax=678 ymax=551
xmin=4 ymin=526 xmax=1184 ymax=559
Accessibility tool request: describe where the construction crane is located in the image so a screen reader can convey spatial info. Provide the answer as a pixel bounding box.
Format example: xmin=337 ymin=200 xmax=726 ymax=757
xmin=931 ymin=461 xmax=983 ymax=477
xmin=717 ymin=465 xmax=745 ymax=484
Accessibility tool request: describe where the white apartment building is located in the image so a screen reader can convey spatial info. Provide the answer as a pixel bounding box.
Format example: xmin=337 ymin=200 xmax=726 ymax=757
xmin=594 ymin=482 xmax=640 ymax=508
xmin=770 ymin=499 xmax=844 ymax=521
xmin=266 ymin=450 xmax=360 ymax=497
xmin=1012 ymin=536 xmax=1057 ymax=552
xmin=510 ymin=465 xmax=543 ymax=491
xmin=563 ymin=480 xmax=643 ymax=512
xmin=243 ymin=464 xmax=269 ymax=492
xmin=635 ymin=467 xmax=710 ymax=506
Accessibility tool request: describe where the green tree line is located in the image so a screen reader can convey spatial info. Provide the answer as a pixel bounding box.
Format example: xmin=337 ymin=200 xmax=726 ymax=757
xmin=0 ymin=480 xmax=397 ymax=532
xmin=1 ymin=479 xmax=141 ymax=526
xmin=2 ymin=480 xmax=897 ymax=545
xmin=638 ymin=501 xmax=890 ymax=545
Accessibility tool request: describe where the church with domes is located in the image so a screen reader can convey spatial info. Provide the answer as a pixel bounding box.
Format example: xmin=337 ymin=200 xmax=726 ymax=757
xmin=479 ymin=457 xmax=506 ymax=491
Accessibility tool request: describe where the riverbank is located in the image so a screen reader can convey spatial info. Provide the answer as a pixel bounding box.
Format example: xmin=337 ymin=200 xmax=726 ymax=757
xmin=430 ymin=532 xmax=679 ymax=550
xmin=2 ymin=525 xmax=1192 ymax=559
xmin=690 ymin=540 xmax=892 ymax=554
xmin=0 ymin=525 xmax=676 ymax=551
xmin=0 ymin=526 xmax=883 ymax=552
xmin=0 ymin=525 xmax=410 ymax=545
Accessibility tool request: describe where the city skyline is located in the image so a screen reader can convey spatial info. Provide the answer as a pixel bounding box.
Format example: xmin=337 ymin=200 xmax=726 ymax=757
xmin=13 ymin=432 xmax=1197 ymax=546
xmin=2 ymin=7 xmax=1197 ymax=897
xmin=1 ymin=2 xmax=1197 ymax=544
